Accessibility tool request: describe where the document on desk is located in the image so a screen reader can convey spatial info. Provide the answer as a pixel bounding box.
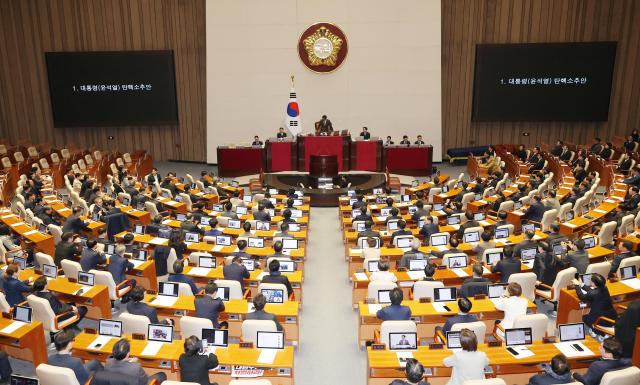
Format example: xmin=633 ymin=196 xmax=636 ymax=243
xmin=594 ymin=209 xmax=607 ymax=214
xmin=148 ymin=237 xmax=166 ymax=245
xmin=212 ymin=245 xmax=224 ymax=252
xmin=162 ymin=219 xmax=172 ymax=225
xmin=621 ymin=278 xmax=640 ymax=290
xmin=0 ymin=321 xmax=26 ymax=334
xmin=247 ymin=303 xmax=256 ymax=313
xmin=432 ymin=302 xmax=451 ymax=313
xmin=489 ymin=298 xmax=502 ymax=308
xmin=23 ymin=230 xmax=38 ymax=236
xmin=189 ymin=267 xmax=211 ymax=276
xmin=140 ymin=341 xmax=164 ymax=356
xmin=151 ymin=295 xmax=178 ymax=307
xmin=451 ymin=268 xmax=469 ymax=277
xmin=0 ymin=214 xmax=16 ymax=219
xmin=368 ymin=304 xmax=383 ymax=314
xmin=479 ymin=220 xmax=491 ymax=227
xmin=375 ymin=216 xmax=388 ymax=222
xmin=166 ymin=200 xmax=178 ymax=206
xmin=396 ymin=351 xmax=414 ymax=367
xmin=508 ymin=346 xmax=535 ymax=359
xmin=354 ymin=272 xmax=369 ymax=281
xmin=87 ymin=335 xmax=114 ymax=350
xmin=406 ymin=271 xmax=426 ymax=280
xmin=449 ymin=224 xmax=460 ymax=231
xmin=350 ymin=248 xmax=363 ymax=255
xmin=532 ymin=234 xmax=543 ymax=241
xmin=433 ymin=246 xmax=449 ymax=252
xmin=554 ymin=341 xmax=594 ymax=357
xmin=257 ymin=349 xmax=278 ymax=364
xmin=10 ymin=222 xmax=25 ymax=228
xmin=129 ymin=260 xmax=146 ymax=269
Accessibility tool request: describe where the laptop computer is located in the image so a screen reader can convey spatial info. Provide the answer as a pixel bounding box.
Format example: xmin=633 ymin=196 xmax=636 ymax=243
xmin=10 ymin=375 xmax=38 ymax=385
xmin=505 ymin=327 xmax=533 ymax=347
xmin=256 ymin=331 xmax=284 ymax=349
xmin=42 ymin=264 xmax=57 ymax=279
xmin=620 ymin=265 xmax=637 ymax=280
xmin=520 ymin=247 xmax=537 ymax=267
xmin=148 ymin=323 xmax=173 ymax=343
xmin=236 ymin=206 xmax=248 ymax=215
xmin=77 ymin=271 xmax=94 ymax=286
xmin=247 ymin=237 xmax=264 ymax=248
xmin=134 ymin=224 xmax=145 ymax=235
xmin=199 ymin=256 xmax=216 ymax=268
xmin=227 ymin=219 xmax=241 ymax=229
xmin=387 ymin=221 xmax=399 ymax=231
xmin=261 ymin=288 xmax=284 ymax=304
xmin=202 ymin=328 xmax=228 ymax=347
xmin=434 ymin=287 xmax=457 ymax=302
xmin=215 ymin=235 xmax=232 ymax=246
xmin=159 ymin=282 xmax=179 ymax=297
xmin=447 ymin=255 xmax=468 ymax=269
xmin=430 ymin=234 xmax=448 ymax=247
xmin=409 ymin=259 xmax=427 ymax=271
xmin=396 ymin=237 xmax=412 ymax=248
xmin=463 ymin=231 xmax=480 ymax=243
xmin=488 ymin=283 xmax=507 ymax=299
xmin=256 ymin=221 xmax=270 ymax=231
xmin=494 ymin=227 xmax=509 ymax=239
xmin=99 ymin=319 xmax=123 ymax=337
xmin=367 ymin=260 xmax=380 ymax=272
xmin=12 ymin=305 xmax=32 ymax=323
xmin=279 ymin=260 xmax=295 ymax=272
xmin=176 ymin=213 xmax=187 ymax=222
xmin=447 ymin=216 xmax=461 ymax=226
xmin=377 ymin=290 xmax=391 ymax=304
xmin=389 ymin=332 xmax=417 ymax=350
xmin=282 ymin=238 xmax=299 ymax=250
xmin=446 ymin=331 xmax=462 ymax=349
xmin=582 ymin=236 xmax=596 ymax=249
xmin=185 ymin=232 xmax=199 ymax=243
xmin=288 ymin=223 xmax=301 ymax=232
xmin=486 ymin=251 xmax=503 ymax=265
xmin=474 ymin=212 xmax=486 ymax=221
xmin=242 ymin=259 xmax=255 ymax=271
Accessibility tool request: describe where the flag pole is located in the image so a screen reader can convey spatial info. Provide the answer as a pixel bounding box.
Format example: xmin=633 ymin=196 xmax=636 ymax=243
xmin=291 ymin=75 xmax=295 ymax=88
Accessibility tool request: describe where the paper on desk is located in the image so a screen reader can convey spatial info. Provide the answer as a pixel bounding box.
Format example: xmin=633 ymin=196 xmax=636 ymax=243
xmin=564 ymin=223 xmax=577 ymax=228
xmin=282 ymin=249 xmax=291 ymax=255
xmin=451 ymin=268 xmax=469 ymax=277
xmin=10 ymin=222 xmax=25 ymax=228
xmin=554 ymin=341 xmax=594 ymax=358
xmin=88 ymin=335 xmax=114 ymax=350
xmin=0 ymin=214 xmax=16 ymax=219
xmin=509 ymin=346 xmax=535 ymax=359
xmin=477 ymin=200 xmax=487 ymax=205
xmin=407 ymin=271 xmax=426 ymax=280
xmin=23 ymin=230 xmax=38 ymax=236
xmin=433 ymin=246 xmax=448 ymax=252
xmin=368 ymin=304 xmax=383 ymax=314
xmin=129 ymin=260 xmax=146 ymax=269
xmin=354 ymin=272 xmax=369 ymax=281
xmin=140 ymin=341 xmax=164 ymax=356
xmin=257 ymin=349 xmax=278 ymax=364
xmin=432 ymin=302 xmax=450 ymax=313
xmin=449 ymin=224 xmax=460 ymax=231
xmin=166 ymin=200 xmax=178 ymax=206
xmin=247 ymin=303 xmax=256 ymax=313
xmin=212 ymin=245 xmax=224 ymax=252
xmin=396 ymin=351 xmax=414 ymax=366
xmin=594 ymin=209 xmax=607 ymax=214
xmin=162 ymin=219 xmax=172 ymax=225
xmin=58 ymin=207 xmax=71 ymax=212
xmin=399 ymin=247 xmax=412 ymax=253
xmin=350 ymin=248 xmax=363 ymax=255
xmin=434 ymin=210 xmax=446 ymax=216
xmin=522 ymin=260 xmax=534 ymax=269
xmin=479 ymin=220 xmax=491 ymax=227
xmin=376 ymin=216 xmax=388 ymax=222
xmin=482 ymin=266 xmax=491 ymax=275
xmin=532 ymin=235 xmax=543 ymax=241
xmin=151 ymin=296 xmax=178 ymax=307
xmin=621 ymin=278 xmax=640 ymax=290
xmin=148 ymin=237 xmax=166 ymax=245
xmin=489 ymin=298 xmax=502 ymax=308
xmin=189 ymin=267 xmax=211 ymax=276
xmin=0 ymin=321 xmax=26 ymax=334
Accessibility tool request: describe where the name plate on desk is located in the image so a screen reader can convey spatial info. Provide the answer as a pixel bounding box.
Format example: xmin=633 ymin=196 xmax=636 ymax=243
xmin=428 ymin=343 xmax=444 ymax=350
xmin=419 ymin=297 xmax=432 ymax=303
xmin=371 ymin=344 xmax=386 ymax=350
xmin=487 ymin=340 xmax=502 ymax=347
xmin=239 ymin=342 xmax=254 ymax=349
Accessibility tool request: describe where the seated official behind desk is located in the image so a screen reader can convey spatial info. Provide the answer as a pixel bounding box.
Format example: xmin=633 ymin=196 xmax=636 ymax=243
xmin=572 ymin=273 xmax=618 ymax=335
xmin=127 ymin=286 xmax=171 ymax=325
xmin=459 ymin=264 xmax=492 ymax=297
xmin=315 ymin=114 xmax=333 ymax=135
xmin=360 ymin=127 xmax=371 ymax=140
xmin=493 ymin=282 xmax=528 ymax=329
xmin=48 ymin=330 xmax=103 ymax=384
xmin=527 ymin=354 xmax=572 ymax=385
xmin=440 ymin=297 xmax=478 ymax=334
xmin=245 ymin=293 xmax=283 ymax=331
xmin=195 ymin=282 xmax=226 ymax=328
xmin=105 ymin=338 xmax=167 ymax=384
xmin=573 ymin=338 xmax=631 ymax=385
xmin=377 ymin=287 xmax=411 ymax=321
xmin=179 ymin=335 xmax=219 ymax=385
xmin=277 ymin=127 xmax=288 ymax=139
xmin=390 ymin=358 xmax=429 ymax=385
xmin=443 ymin=328 xmax=488 ymax=385
xmin=370 ymin=260 xmax=397 ymax=283
xmin=33 ymin=276 xmax=87 ymax=327
xmin=491 ymin=245 xmax=521 ymax=283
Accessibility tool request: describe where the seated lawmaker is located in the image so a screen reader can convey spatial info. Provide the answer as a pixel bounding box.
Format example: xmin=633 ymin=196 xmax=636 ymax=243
xmin=3 ymin=265 xmax=33 ymax=307
xmin=399 ymin=135 xmax=411 ymax=145
xmin=398 ymin=239 xmax=428 ymax=269
xmin=370 ymin=259 xmax=397 ymax=283
xmin=358 ymin=220 xmax=382 ymax=244
xmin=127 ymin=286 xmax=171 ymax=325
xmin=253 ymin=203 xmax=271 ymax=222
xmin=572 ymin=273 xmax=617 ymax=334
xmin=107 ymin=244 xmax=134 ymax=285
xmin=376 ymin=288 xmax=411 ymax=321
xmin=384 ymin=136 xmax=395 ymax=146
xmin=105 ymin=338 xmax=167 ymax=384
xmin=245 ymin=293 xmax=283 ymax=331
xmin=573 ymin=338 xmax=631 ymax=385
xmin=527 ymin=354 xmax=572 ymax=385
xmin=179 ymin=336 xmax=219 ymax=385
xmin=223 ymin=255 xmax=250 ymax=290
xmin=261 ymin=259 xmax=293 ymax=297
xmin=277 ymin=127 xmax=288 ymax=139
xmin=251 ymin=136 xmax=263 ymax=146
xmin=459 ymin=264 xmax=491 ymax=297
xmin=390 ymin=358 xmax=430 ymax=385
xmin=195 ymin=282 xmax=225 ymax=328
xmin=169 ymin=260 xmax=200 ymax=295
xmin=419 ymin=216 xmax=439 ymax=242
xmin=443 ymin=328 xmax=489 ymax=385
xmin=354 ymin=206 xmax=372 ymax=222
xmin=33 ymin=276 xmax=87 ymax=327
xmin=414 ymin=135 xmax=425 ymax=145
xmin=360 ymin=126 xmax=371 ymax=140
xmin=48 ymin=330 xmax=103 ymax=385
xmin=440 ymin=297 xmax=478 ymax=333
xmin=390 ymin=220 xmax=412 ymax=243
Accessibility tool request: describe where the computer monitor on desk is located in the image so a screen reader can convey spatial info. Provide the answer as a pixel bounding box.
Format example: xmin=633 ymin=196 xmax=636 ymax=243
xmin=148 ymin=324 xmax=173 ymax=343
xmin=202 ymin=328 xmax=228 ymax=347
xmin=505 ymin=327 xmax=532 ymax=346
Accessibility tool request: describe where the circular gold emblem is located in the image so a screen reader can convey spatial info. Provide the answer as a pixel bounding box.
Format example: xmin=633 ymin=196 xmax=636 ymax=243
xmin=298 ymin=23 xmax=348 ymax=73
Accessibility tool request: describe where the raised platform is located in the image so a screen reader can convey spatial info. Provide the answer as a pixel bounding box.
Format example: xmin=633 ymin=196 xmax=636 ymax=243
xmin=263 ymin=172 xmax=387 ymax=207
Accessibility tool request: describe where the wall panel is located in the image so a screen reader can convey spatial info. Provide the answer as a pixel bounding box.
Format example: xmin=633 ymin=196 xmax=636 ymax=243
xmin=442 ymin=0 xmax=640 ymax=151
xmin=0 ymin=0 xmax=206 ymax=161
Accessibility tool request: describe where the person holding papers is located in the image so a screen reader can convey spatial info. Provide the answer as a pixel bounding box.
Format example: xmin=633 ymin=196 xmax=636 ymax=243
xmin=223 ymin=256 xmax=250 ymax=290
xmin=527 ymin=354 xmax=572 ymax=385
xmin=105 ymin=339 xmax=167 ymax=385
xmin=245 ymin=293 xmax=283 ymax=331
xmin=179 ymin=335 xmax=219 ymax=385
xmin=369 ymin=259 xmax=397 ymax=283
xmin=376 ymin=288 xmax=411 ymax=321
xmin=440 ymin=297 xmax=478 ymax=334
xmin=572 ymin=273 xmax=617 ymax=335
xmin=48 ymin=330 xmax=103 ymax=385
xmin=261 ymin=259 xmax=293 ymax=297
xmin=491 ymin=246 xmax=521 ymax=283
xmin=572 ymin=338 xmax=631 ymax=385
xmin=390 ymin=358 xmax=430 ymax=385
xmin=169 ymin=260 xmax=200 ymax=295
xmin=443 ymin=328 xmax=489 ymax=385
xmin=493 ymin=282 xmax=528 ymax=329
xmin=195 ymin=283 xmax=226 ymax=328
xmin=33 ymin=276 xmax=87 ymax=327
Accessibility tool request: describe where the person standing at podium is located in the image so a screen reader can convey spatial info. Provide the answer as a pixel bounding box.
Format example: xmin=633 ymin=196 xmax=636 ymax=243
xmin=317 ymin=115 xmax=333 ymax=135
xmin=360 ymin=127 xmax=371 ymax=140
xmin=252 ymin=136 xmax=263 ymax=146
xmin=277 ymin=127 xmax=288 ymax=139
xmin=415 ymin=135 xmax=425 ymax=145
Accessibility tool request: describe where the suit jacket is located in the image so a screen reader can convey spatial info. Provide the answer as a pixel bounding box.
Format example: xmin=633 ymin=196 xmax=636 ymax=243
xmin=80 ymin=248 xmax=106 ymax=272
xmin=411 ymin=208 xmax=429 ymax=223
xmin=562 ymin=250 xmax=589 ymax=274
xmin=623 ymin=174 xmax=640 ymax=188
xmin=48 ymin=353 xmax=91 ymax=385
xmin=62 ymin=215 xmax=88 ymax=234
xmin=146 ymin=174 xmax=161 ymax=186
xmin=253 ymin=211 xmax=271 ymax=222
xmin=575 ymin=285 xmax=618 ymax=326
xmin=622 ymin=194 xmax=640 ymax=211
xmin=610 ymin=251 xmax=633 ymax=274
xmin=354 ymin=214 xmax=372 ymax=222
xmin=245 ymin=309 xmax=283 ymax=331
xmin=223 ymin=263 xmax=250 ymax=289
xmin=376 ymin=304 xmax=411 ymax=321
xmin=573 ymin=358 xmax=631 ymax=385
xmin=514 ymin=240 xmax=538 ymax=259
xmin=38 ymin=212 xmax=59 ymax=226
xmin=54 ymin=241 xmax=79 ymax=267
xmin=420 ymin=223 xmax=440 ymax=241
xmin=491 ymin=258 xmax=522 ymax=283
xmin=195 ymin=296 xmax=225 ymax=328
xmin=390 ymin=229 xmax=412 ymax=243
xmin=107 ymin=253 xmax=133 ymax=284
xmin=104 ymin=213 xmax=130 ymax=242
xmin=524 ymin=202 xmax=546 ymax=222
xmin=126 ymin=301 xmax=160 ymax=324
xmin=459 ymin=277 xmax=492 ymax=297
xmin=153 ymin=245 xmax=170 ymax=276
xmin=104 ymin=358 xmax=148 ymax=385
xmin=179 ymin=353 xmax=219 ymax=385
xmin=261 ymin=272 xmax=293 ymax=296
xmin=442 ymin=313 xmax=479 ymax=333
xmin=36 ymin=291 xmax=72 ymax=315
xmin=457 ymin=220 xmax=480 ymax=239
xmin=4 ymin=276 xmax=33 ymax=306
xmin=352 ymin=200 xmax=367 ymax=210
xmin=168 ymin=273 xmax=199 ymax=295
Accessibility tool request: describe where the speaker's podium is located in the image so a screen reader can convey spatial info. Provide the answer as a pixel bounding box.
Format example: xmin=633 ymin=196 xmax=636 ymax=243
xmin=297 ymin=130 xmax=350 ymax=172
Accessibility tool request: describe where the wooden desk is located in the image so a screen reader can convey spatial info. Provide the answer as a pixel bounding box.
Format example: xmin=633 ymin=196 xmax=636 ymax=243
xmin=366 ymin=338 xmax=599 ymax=385
xmin=47 ymin=200 xmax=105 ymax=236
xmin=0 ymin=209 xmax=55 ymax=255
xmin=559 ymin=200 xmax=619 ymax=236
xmin=73 ymin=332 xmax=294 ymax=385
xmin=0 ymin=317 xmax=47 ymax=367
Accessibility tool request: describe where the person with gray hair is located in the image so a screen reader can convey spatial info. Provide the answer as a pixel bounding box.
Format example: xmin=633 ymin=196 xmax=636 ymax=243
xmin=398 ymin=238 xmax=428 ymax=269
xmin=107 ymin=244 xmax=134 ymax=285
xmin=390 ymin=357 xmax=430 ymax=385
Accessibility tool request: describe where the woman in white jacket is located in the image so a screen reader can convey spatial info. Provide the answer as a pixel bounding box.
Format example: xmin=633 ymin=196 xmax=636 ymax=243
xmin=443 ymin=328 xmax=489 ymax=385
xmin=494 ymin=282 xmax=529 ymax=329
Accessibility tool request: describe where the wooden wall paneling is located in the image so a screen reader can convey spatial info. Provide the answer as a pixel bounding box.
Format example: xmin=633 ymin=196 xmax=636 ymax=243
xmin=0 ymin=0 xmax=206 ymax=162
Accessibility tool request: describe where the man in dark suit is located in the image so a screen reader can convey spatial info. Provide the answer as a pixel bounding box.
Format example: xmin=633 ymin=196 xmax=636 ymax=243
xmin=180 ymin=214 xmax=204 ymax=236
xmin=253 ymin=203 xmax=271 ymax=222
xmin=230 ymin=240 xmax=251 ymax=260
xmin=590 ymin=137 xmax=603 ymax=154
xmin=527 ymin=354 xmax=573 ymax=385
xmin=276 ymin=127 xmax=288 ymax=139
xmin=459 ymin=264 xmax=492 ymax=297
xmin=600 ymin=142 xmax=613 ymax=160
xmin=168 ymin=260 xmax=200 ymax=295
xmin=384 ymin=136 xmax=395 ymax=146
xmin=514 ymin=230 xmax=538 ymax=258
xmin=107 ymin=245 xmax=134 ymax=285
xmin=352 ymin=195 xmax=367 ymax=210
xmin=574 ymin=163 xmax=588 ymax=183
xmin=251 ymin=136 xmax=263 ymax=146
xmin=621 ymin=186 xmax=640 ymax=211
xmin=179 ymin=336 xmax=219 ymax=385
xmin=623 ymin=168 xmax=640 ymax=188
xmin=145 ymin=215 xmax=163 ymax=236
xmin=3 ymin=265 xmax=33 ymax=307
xmin=261 ymin=259 xmax=293 ymax=297
xmin=360 ymin=127 xmax=371 ymax=140
xmin=146 ymin=168 xmax=161 ymax=186
xmin=523 ymin=195 xmax=547 ymax=222
xmin=80 ymin=239 xmax=106 ymax=272
xmin=317 ymin=115 xmax=333 ymax=134
xmin=38 ymin=206 xmax=60 ymax=227
xmin=223 ymin=255 xmax=250 ymax=290
xmin=390 ymin=220 xmax=412 ymax=244
xmin=33 ymin=276 xmax=87 ymax=325
xmin=491 ymin=245 xmax=521 ymax=283
xmin=456 ymin=211 xmax=480 ymax=238
xmin=561 ymin=239 xmax=589 ymax=274
xmin=399 ymin=135 xmax=411 ymax=145
xmin=48 ymin=331 xmax=103 ymax=384
xmin=610 ymin=241 xmax=635 ymax=276
xmin=105 ymin=339 xmax=166 ymax=385
xmin=440 ymin=297 xmax=479 ymax=333
xmin=62 ymin=207 xmax=89 ymax=234
xmin=573 ymin=338 xmax=630 ymax=385
xmin=414 ymin=135 xmax=425 ymax=145
xmin=411 ymin=200 xmax=429 ymax=223
xmin=258 ymin=192 xmax=275 ymax=210
xmin=354 ymin=206 xmax=372 ymax=222
xmin=376 ymin=288 xmax=411 ymax=321
xmin=127 ymin=287 xmax=170 ymax=325
xmin=419 ymin=216 xmax=439 ymax=243
xmin=358 ymin=220 xmax=382 ymax=244
xmin=245 ymin=293 xmax=283 ymax=331
xmin=194 ymin=282 xmax=225 ymax=328
xmin=545 ymin=224 xmax=567 ymax=245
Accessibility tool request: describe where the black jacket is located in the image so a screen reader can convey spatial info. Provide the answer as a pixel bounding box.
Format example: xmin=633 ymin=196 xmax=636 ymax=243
xmin=561 ymin=250 xmax=589 ymax=274
xmin=54 ymin=241 xmax=80 ymax=267
xmin=527 ymin=363 xmax=573 ymax=385
xmin=459 ymin=277 xmax=491 ymax=297
xmin=62 ymin=215 xmax=89 ymax=234
xmin=179 ymin=353 xmax=219 ymax=385
xmin=36 ymin=291 xmax=71 ymax=315
xmin=533 ymin=252 xmax=558 ymax=286
xmin=573 ymin=358 xmax=631 ymax=385
xmin=195 ymin=295 xmax=225 ymax=328
xmin=491 ymin=258 xmax=522 ymax=283
xmin=262 ymin=271 xmax=293 ymax=297
xmin=575 ymin=285 xmax=617 ymax=327
xmin=126 ymin=301 xmax=160 ymax=324
xmin=153 ymin=245 xmax=171 ymax=276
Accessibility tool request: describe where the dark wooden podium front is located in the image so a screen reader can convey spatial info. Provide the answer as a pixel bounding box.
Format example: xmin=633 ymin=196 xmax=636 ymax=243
xmin=309 ymin=155 xmax=338 ymax=178
xmin=297 ymin=135 xmax=350 ymax=171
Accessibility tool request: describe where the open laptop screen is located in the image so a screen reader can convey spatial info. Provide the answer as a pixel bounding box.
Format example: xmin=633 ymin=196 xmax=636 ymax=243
xmin=559 ymin=323 xmax=586 ymax=342
xmin=388 ymin=332 xmax=417 ymax=350
xmin=99 ymin=319 xmax=123 ymax=337
xmin=202 ymin=328 xmax=229 ymax=347
xmin=505 ymin=327 xmax=532 ymax=346
xmin=148 ymin=324 xmax=173 ymax=343
xmin=256 ymin=331 xmax=284 ymax=349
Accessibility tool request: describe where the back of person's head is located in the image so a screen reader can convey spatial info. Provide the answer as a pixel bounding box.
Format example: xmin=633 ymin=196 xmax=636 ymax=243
xmin=602 ymin=338 xmax=623 ymax=359
xmin=377 ymin=259 xmax=390 ymax=272
xmin=550 ymin=354 xmax=570 ymax=375
xmin=458 ymin=297 xmax=472 ymax=313
xmin=273 ymin=241 xmax=283 ymax=252
xmin=481 ymin=231 xmax=491 ymax=242
xmin=366 ymin=237 xmax=377 ymax=248
xmin=237 ymin=240 xmax=247 ymax=250
xmin=498 ymin=211 xmax=507 ymax=221
xmin=550 ymin=223 xmax=560 ymax=233
xmin=574 ymin=239 xmax=585 ymax=250
xmin=459 ymin=328 xmax=478 ymax=352
xmin=184 ymin=335 xmax=201 ymax=356
xmin=173 ymin=260 xmax=184 ymax=274
xmin=253 ymin=293 xmax=267 ymax=310
xmin=153 ymin=215 xmax=163 ymax=224
xmin=507 ymin=282 xmax=522 ymax=297
xmin=621 ymin=240 xmax=633 ymax=252
xmin=364 ymin=220 xmax=374 ymax=230
xmin=504 ymin=245 xmax=514 ymax=259
xmin=465 ymin=211 xmax=474 ymax=221
xmin=233 ymin=191 xmax=240 ymax=198
xmin=208 ymin=217 xmax=217 ymax=227
xmin=130 ymin=286 xmax=145 ymax=302
xmin=224 ymin=202 xmax=233 ymax=211
xmin=539 ymin=241 xmax=551 ymax=254
xmin=389 ymin=287 xmax=403 ymax=305
xmin=404 ymin=358 xmax=425 ymax=383
xmin=33 ymin=276 xmax=47 ymax=292
xmin=61 ymin=232 xmax=74 ymax=242
xmin=424 ymin=263 xmax=436 ymax=278
xmin=258 ymin=203 xmax=265 ymax=211
xmin=449 ymin=238 xmax=459 ymax=248
xmin=54 ymin=330 xmax=75 ymax=351
xmin=86 ymin=239 xmax=97 ymax=249
xmin=386 ymin=197 xmax=394 ymax=206
xmin=280 ymin=223 xmax=289 ymax=232
xmin=123 ymin=233 xmax=134 ymax=244
xmin=112 ymin=338 xmax=130 ymax=360
xmin=269 ymin=259 xmax=280 ymax=272
xmin=360 ymin=206 xmax=368 ymax=215
xmin=397 ymin=220 xmax=406 ymax=229
xmin=205 ymin=282 xmax=218 ymax=295
xmin=232 ymin=255 xmax=243 ymax=264
xmin=243 ymin=222 xmax=252 ymax=232
xmin=115 ymin=244 xmax=126 ymax=256
xmin=525 ymin=229 xmax=535 ymax=240
xmin=72 ymin=207 xmax=82 ymax=215
xmin=283 ymin=209 xmax=292 ymax=219
xmin=591 ymin=273 xmax=606 ymax=287
xmin=391 ymin=208 xmax=399 ymax=217
xmin=416 ymin=200 xmax=424 ymax=209
xmin=472 ymin=263 xmax=483 ymax=277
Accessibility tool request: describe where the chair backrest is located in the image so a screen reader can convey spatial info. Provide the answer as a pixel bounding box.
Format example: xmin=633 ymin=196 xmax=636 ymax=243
xmin=123 ymin=153 xmax=132 ymax=164
xmin=178 ymin=193 xmax=192 ymax=211
xmin=145 ymin=201 xmax=160 ymax=217
xmin=513 ymin=314 xmax=548 ymax=341
xmin=462 ymin=379 xmax=506 ymax=385
xmin=60 ymin=259 xmax=82 ymax=279
xmin=460 ymin=192 xmax=475 ymax=210
xmin=618 ymin=256 xmax=640 ymax=278
xmin=428 ymin=188 xmax=442 ymax=203
xmin=180 ymin=316 xmax=214 ymax=340
xmin=48 ymin=224 xmax=62 ymax=244
xmin=600 ymin=366 xmax=640 ymax=385
xmin=39 ymin=158 xmax=50 ymax=170
xmin=176 ymin=281 xmax=195 ymax=296
xmin=36 ymin=364 xmax=81 ymax=385
xmin=35 ymin=252 xmax=55 ymax=269
xmin=60 ymin=148 xmax=70 ymax=159
xmin=367 ymin=281 xmax=397 ymax=301
xmin=619 ymin=214 xmax=635 ymax=236
xmin=412 ymin=281 xmax=444 ymax=300
xmin=551 ymin=267 xmax=577 ymax=302
xmin=362 ymin=247 xmax=381 ymax=262
xmin=352 ymin=220 xmax=365 ymax=230
xmin=597 ymin=221 xmax=617 ymax=246
xmin=84 ymin=154 xmax=94 ymax=165
xmin=463 ymin=226 xmax=483 ymax=236
xmin=217 ymin=216 xmax=230 ymax=227
xmin=258 ymin=283 xmax=289 ymax=302
xmin=50 ymin=153 xmax=60 ymax=164
xmin=167 ymin=248 xmax=178 ymax=274
xmin=451 ymin=321 xmax=486 ymax=344
xmin=90 ymin=270 xmax=118 ymax=300
xmin=508 ymin=272 xmax=537 ymax=301
xmin=14 ymin=151 xmax=24 ymax=163
xmin=188 ymin=251 xmax=214 ymax=265
xmin=1 ymin=157 xmax=11 ymax=168
xmin=380 ymin=320 xmax=417 ymax=348
xmin=586 ymin=261 xmax=611 ymax=277
xmin=215 ymin=279 xmax=244 ymax=299
xmin=540 ymin=209 xmax=558 ymax=232
xmin=241 ymin=320 xmax=277 ymax=343
xmin=118 ymin=312 xmax=150 ymax=336
xmin=0 ymin=292 xmax=11 ymax=313
xmin=27 ymin=295 xmax=57 ymax=332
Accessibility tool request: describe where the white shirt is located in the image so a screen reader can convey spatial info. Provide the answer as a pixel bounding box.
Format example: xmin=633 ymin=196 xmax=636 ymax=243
xmin=493 ymin=295 xmax=528 ymax=329
xmin=443 ymin=350 xmax=489 ymax=385
xmin=369 ymin=271 xmax=397 ymax=283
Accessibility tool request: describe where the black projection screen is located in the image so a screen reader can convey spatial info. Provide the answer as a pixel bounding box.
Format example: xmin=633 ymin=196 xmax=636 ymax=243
xmin=45 ymin=51 xmax=179 ymax=127
xmin=472 ymin=42 xmax=617 ymax=122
